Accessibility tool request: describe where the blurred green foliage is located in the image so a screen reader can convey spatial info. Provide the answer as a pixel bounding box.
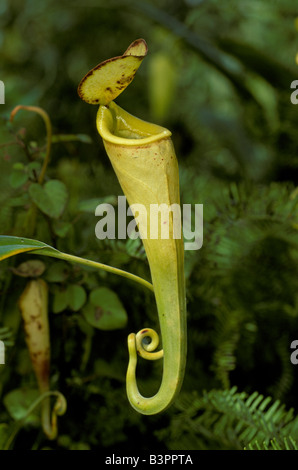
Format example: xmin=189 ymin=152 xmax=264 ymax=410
xmin=0 ymin=0 xmax=298 ymax=451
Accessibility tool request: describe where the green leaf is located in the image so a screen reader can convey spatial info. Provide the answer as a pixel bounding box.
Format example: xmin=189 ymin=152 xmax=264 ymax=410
xmin=9 ymin=168 xmax=28 ymax=188
xmin=83 ymin=287 xmax=127 ymax=330
xmin=29 ymin=180 xmax=68 ymax=219
xmin=0 ymin=236 xmax=153 ymax=292
xmin=3 ymin=388 xmax=40 ymax=424
xmin=44 ymin=261 xmax=70 ymax=282
xmin=53 ymin=287 xmax=68 ymax=314
xmin=67 ymin=284 xmax=87 ymax=311
xmin=0 ymin=236 xmax=59 ymax=262
xmin=44 ymin=279 xmax=86 ymax=317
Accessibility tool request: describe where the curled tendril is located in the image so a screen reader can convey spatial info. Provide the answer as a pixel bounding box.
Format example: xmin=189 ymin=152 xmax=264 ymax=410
xmin=135 ymin=328 xmax=163 ymax=361
xmin=52 ymin=393 xmax=67 ymax=416
xmin=3 ymin=391 xmax=67 ymax=449
xmin=45 ymin=393 xmax=67 ymax=440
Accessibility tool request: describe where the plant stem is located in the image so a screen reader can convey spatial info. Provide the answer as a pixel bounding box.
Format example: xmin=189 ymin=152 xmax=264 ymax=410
xmin=52 ymin=251 xmax=154 ymax=292
xmin=10 ymin=105 xmax=52 ymax=185
xmin=10 ymin=105 xmax=53 ymax=238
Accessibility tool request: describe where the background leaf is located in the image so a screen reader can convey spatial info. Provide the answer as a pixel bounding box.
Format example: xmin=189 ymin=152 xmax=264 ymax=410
xmin=83 ymin=287 xmax=127 ymax=330
xmin=67 ymin=284 xmax=87 ymax=311
xmin=3 ymin=388 xmax=40 ymax=424
xmin=29 ymin=180 xmax=68 ymax=219
xmin=53 ymin=287 xmax=68 ymax=314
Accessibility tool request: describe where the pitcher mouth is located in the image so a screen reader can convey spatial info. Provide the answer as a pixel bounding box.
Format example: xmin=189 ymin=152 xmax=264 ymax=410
xmin=96 ymin=101 xmax=171 ymax=146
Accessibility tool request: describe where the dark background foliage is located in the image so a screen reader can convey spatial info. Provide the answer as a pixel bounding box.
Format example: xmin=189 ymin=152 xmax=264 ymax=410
xmin=0 ymin=0 xmax=298 ymax=450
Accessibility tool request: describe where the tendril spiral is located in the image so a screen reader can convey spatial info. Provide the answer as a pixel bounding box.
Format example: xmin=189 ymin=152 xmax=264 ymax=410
xmin=135 ymin=328 xmax=163 ymax=361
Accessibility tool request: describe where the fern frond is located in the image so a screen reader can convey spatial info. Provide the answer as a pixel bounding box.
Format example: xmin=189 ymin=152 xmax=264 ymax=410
xmin=245 ymin=436 xmax=298 ymax=450
xmin=211 ymin=308 xmax=243 ymax=388
xmin=158 ymin=387 xmax=298 ymax=450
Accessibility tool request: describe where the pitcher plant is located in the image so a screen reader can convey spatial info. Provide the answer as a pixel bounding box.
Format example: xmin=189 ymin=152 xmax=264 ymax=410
xmin=78 ymin=39 xmax=187 ymax=415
